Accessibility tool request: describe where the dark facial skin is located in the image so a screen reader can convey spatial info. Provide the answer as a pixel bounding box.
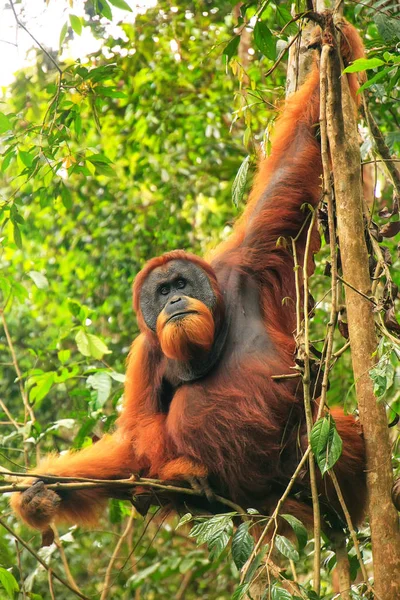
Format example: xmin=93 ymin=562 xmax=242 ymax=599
xmin=139 ymin=260 xmax=216 ymax=331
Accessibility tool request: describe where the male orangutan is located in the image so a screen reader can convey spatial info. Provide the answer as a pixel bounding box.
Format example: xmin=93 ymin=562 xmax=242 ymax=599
xmin=12 ymin=20 xmax=367 ymax=533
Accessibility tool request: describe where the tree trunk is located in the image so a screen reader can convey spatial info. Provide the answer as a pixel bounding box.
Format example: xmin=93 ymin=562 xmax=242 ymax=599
xmin=325 ymin=22 xmax=400 ymax=600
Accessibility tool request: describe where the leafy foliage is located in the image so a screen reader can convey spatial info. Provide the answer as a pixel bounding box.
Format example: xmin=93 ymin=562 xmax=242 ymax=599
xmin=310 ymin=416 xmax=343 ymax=475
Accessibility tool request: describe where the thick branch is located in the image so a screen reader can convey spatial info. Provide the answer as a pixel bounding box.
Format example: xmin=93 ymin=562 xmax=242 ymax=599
xmin=324 ymin=18 xmax=400 ymax=600
xmin=0 ymin=472 xmax=246 ymax=516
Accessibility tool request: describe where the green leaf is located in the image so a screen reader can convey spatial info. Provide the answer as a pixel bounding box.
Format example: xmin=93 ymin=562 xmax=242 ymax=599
xmin=281 ymin=514 xmax=308 ymax=551
xmin=0 ymin=568 xmax=19 ymax=599
xmin=275 ymin=535 xmax=299 ymax=562
xmin=30 ymin=372 xmax=56 ymax=405
xmin=310 ymin=416 xmax=343 ymax=475
xmin=75 ymin=329 xmax=111 ymax=360
xmin=254 ymin=21 xmax=276 ymax=61
xmin=208 ymin=528 xmax=231 ymax=560
xmin=28 ymin=271 xmax=49 ymax=290
xmin=0 ymin=112 xmax=12 ymax=134
xmin=1 ymin=151 xmax=15 ymax=172
xmin=242 ymin=546 xmax=267 ymax=583
xmin=232 ymin=583 xmax=251 ymax=600
xmin=375 ymin=13 xmax=400 ymax=43
xmin=13 ymin=223 xmax=22 ymax=249
xmin=86 ymin=372 xmax=112 ymax=407
xmin=108 ymin=0 xmax=133 ymax=11
xmin=370 ymin=360 xmax=395 ymax=399
xmin=190 ymin=514 xmax=234 ymax=546
xmin=60 ymin=183 xmax=72 ymax=209
xmin=70 ymin=14 xmax=82 ymax=36
xmin=358 ymin=67 xmax=394 ymax=93
xmin=343 ymin=58 xmax=384 ymax=73
xmin=176 ymin=513 xmax=193 ymax=529
xmin=232 ymin=155 xmax=250 ymax=207
xmin=271 ymin=584 xmax=294 ymax=600
xmin=58 ymin=350 xmax=71 ymax=364
xmin=59 ymin=22 xmax=68 ymax=47
xmin=86 ymin=153 xmax=112 ymax=164
xmin=231 ymin=522 xmax=255 ymax=570
xmin=276 ymin=5 xmax=298 ymax=36
xmin=19 ymin=150 xmax=34 ymax=167
xmin=110 ymin=371 xmax=125 ymax=383
xmin=98 ymin=0 xmax=113 ymax=20
xmin=96 ymin=86 xmax=127 ymax=98
xmin=223 ymin=36 xmax=240 ymax=61
xmin=179 ymin=557 xmax=196 ymax=573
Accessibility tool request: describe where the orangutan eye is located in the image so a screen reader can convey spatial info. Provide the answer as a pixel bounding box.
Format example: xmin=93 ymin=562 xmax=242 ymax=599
xmin=159 ymin=284 xmax=170 ymax=296
xmin=176 ymin=278 xmax=186 ymax=290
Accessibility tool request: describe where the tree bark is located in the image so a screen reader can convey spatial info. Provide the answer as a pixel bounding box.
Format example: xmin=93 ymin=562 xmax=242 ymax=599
xmin=324 ymin=21 xmax=400 ymax=600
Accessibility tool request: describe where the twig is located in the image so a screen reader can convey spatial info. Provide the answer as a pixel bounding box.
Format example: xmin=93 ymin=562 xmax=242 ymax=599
xmin=8 ymin=0 xmax=61 ymax=75
xmin=362 ymin=159 xmax=400 ymax=166
xmin=0 ymin=398 xmax=19 ymax=430
xmin=361 ymin=102 xmax=400 ymax=198
xmin=0 ymin=517 xmax=90 ymax=600
xmin=279 ymin=11 xmax=311 ymax=36
xmin=15 ymin=540 xmax=28 ymax=600
xmin=336 ymin=276 xmax=376 ymax=304
xmin=52 ymin=525 xmax=83 ymax=596
xmin=100 ymin=509 xmax=135 ymax=600
xmin=240 ymin=446 xmax=311 ymax=584
xmin=329 ymin=471 xmax=379 ymax=599
xmin=48 ymin=569 xmax=56 ymax=600
xmin=0 ymin=309 xmax=36 ymax=466
xmin=263 ymin=32 xmax=302 ymax=80
xmin=319 ymin=39 xmax=340 ymax=412
xmin=332 ymin=341 xmax=350 ymax=359
xmin=176 ymin=570 xmax=193 ymax=600
xmin=301 ymin=208 xmax=321 ymax=596
xmin=0 ymin=312 xmax=35 ymax=424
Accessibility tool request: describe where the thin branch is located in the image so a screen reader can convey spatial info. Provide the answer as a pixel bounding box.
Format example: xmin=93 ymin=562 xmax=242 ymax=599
xmin=0 ymin=398 xmax=19 ymax=430
xmin=176 ymin=570 xmax=194 ymax=600
xmin=100 ymin=509 xmax=136 ymax=600
xmin=336 ymin=276 xmax=376 ymax=304
xmin=8 ymin=0 xmax=61 ymax=75
xmin=0 ymin=309 xmax=36 ymax=466
xmin=329 ymin=471 xmax=380 ymax=599
xmin=318 ymin=39 xmax=340 ymax=413
xmin=0 ymin=517 xmax=90 ymax=600
xmin=271 ymin=373 xmax=301 ymax=380
xmin=52 ymin=526 xmax=83 ymax=596
xmin=240 ymin=446 xmax=311 ymax=584
xmin=0 ymin=311 xmax=35 ymax=423
xmin=333 ymin=341 xmax=350 ymax=359
xmin=301 ymin=208 xmax=321 ymax=596
xmin=15 ymin=540 xmax=28 ymax=600
xmin=361 ymin=102 xmax=400 ymax=197
xmin=48 ymin=569 xmax=56 ymax=600
xmin=263 ymin=32 xmax=302 ymax=80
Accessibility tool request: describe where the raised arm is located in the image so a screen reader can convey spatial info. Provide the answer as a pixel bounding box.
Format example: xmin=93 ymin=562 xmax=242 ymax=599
xmin=212 ymin=21 xmax=364 ymax=279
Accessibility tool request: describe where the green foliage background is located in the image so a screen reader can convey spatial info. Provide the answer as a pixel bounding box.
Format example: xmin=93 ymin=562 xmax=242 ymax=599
xmin=0 ymin=1 xmax=398 ymax=598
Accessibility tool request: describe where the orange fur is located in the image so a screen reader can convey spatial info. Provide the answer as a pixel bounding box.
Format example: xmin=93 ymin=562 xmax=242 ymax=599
xmin=156 ymin=298 xmax=215 ymax=361
xmin=159 ymin=457 xmax=208 ymax=481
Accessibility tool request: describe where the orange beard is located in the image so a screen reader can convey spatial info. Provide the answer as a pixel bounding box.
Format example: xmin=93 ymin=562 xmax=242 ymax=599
xmin=156 ymin=298 xmax=215 ymax=361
